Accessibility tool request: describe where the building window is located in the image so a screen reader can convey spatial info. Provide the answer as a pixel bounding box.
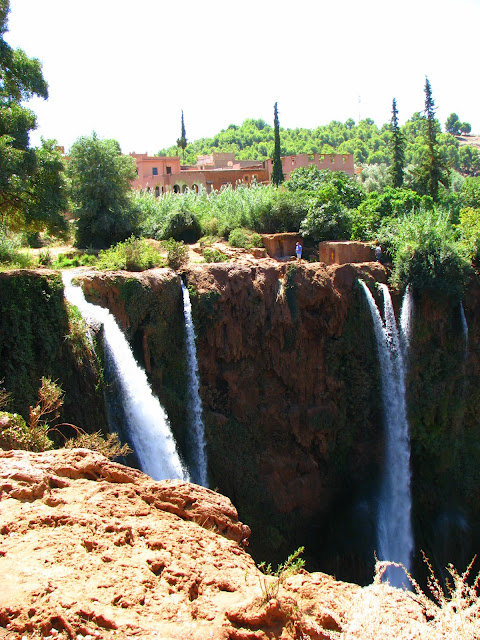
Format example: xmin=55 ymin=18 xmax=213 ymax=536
xmin=166 ymin=166 xmax=172 ymax=175
xmin=331 ymin=155 xmax=335 ymax=163
xmin=342 ymin=156 xmax=347 ymax=163
xmin=155 ymin=186 xmax=160 ymax=197
xmin=173 ymin=184 xmax=180 ymax=193
xmin=152 ymin=167 xmax=158 ymax=175
xmin=320 ymin=155 xmax=325 ymax=162
xmin=244 ymin=175 xmax=249 ymax=182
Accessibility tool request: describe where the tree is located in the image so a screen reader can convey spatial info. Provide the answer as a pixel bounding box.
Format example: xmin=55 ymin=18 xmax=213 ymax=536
xmin=176 ymin=109 xmax=187 ymax=161
xmin=389 ymin=98 xmax=405 ymax=188
xmin=0 ymin=0 xmax=67 ymax=235
xmin=416 ymin=77 xmax=449 ymax=200
xmin=445 ymin=113 xmax=461 ymax=136
xmin=460 ymin=122 xmax=472 ymax=135
xmin=68 ymin=133 xmax=138 ymax=248
xmin=271 ymin=102 xmax=284 ymax=186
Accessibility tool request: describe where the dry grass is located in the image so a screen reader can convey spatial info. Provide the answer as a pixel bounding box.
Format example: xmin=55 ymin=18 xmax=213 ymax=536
xmin=339 ymin=557 xmax=480 ymax=639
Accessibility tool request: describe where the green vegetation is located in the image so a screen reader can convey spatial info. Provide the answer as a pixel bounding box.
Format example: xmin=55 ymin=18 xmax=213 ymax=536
xmin=257 ymin=546 xmax=305 ymax=603
xmin=379 ymin=208 xmax=470 ymax=299
xmin=68 ymin=133 xmax=139 ymax=248
xmin=96 ymin=236 xmax=162 ymax=271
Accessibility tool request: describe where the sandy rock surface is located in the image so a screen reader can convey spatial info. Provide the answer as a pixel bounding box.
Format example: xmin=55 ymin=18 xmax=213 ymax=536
xmin=0 ymin=449 xmax=363 ymax=640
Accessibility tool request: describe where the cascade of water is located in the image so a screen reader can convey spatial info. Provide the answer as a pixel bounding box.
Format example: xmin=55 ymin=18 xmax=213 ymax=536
xmin=399 ymin=285 xmax=414 ymax=358
xmin=460 ymin=302 xmax=469 ymax=351
xmin=359 ymin=281 xmax=414 ymax=587
xmin=63 ymin=272 xmax=188 ymax=482
xmin=181 ymin=282 xmax=208 ymax=487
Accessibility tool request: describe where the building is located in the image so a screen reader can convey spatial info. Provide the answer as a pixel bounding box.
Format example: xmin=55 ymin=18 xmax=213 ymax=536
xmin=130 ymin=151 xmax=354 ymax=195
xmin=265 ymin=152 xmax=355 ymax=179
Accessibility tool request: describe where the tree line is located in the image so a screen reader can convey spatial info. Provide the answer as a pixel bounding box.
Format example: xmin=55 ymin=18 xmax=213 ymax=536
xmin=2 ymin=0 xmax=480 ymax=305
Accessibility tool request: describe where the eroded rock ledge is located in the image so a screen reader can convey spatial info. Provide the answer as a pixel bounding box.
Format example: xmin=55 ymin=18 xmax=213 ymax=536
xmin=0 ymin=449 xmax=441 ymax=639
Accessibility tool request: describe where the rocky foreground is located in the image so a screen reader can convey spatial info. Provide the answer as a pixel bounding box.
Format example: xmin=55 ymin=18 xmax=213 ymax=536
xmin=0 ymin=449 xmax=473 ymax=640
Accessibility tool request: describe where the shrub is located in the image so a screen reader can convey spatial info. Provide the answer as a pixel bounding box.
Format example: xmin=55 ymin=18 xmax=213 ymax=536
xmin=52 ymin=252 xmax=97 ymax=269
xmin=38 ymin=249 xmax=53 ymax=266
xmin=160 ymin=208 xmax=202 ymax=243
xmin=228 ymin=228 xmax=264 ymax=249
xmin=300 ymin=200 xmax=352 ymax=242
xmin=202 ymin=248 xmax=229 ymax=263
xmin=228 ymin=228 xmax=249 ymax=248
xmin=0 ymin=410 xmax=53 ymax=452
xmin=163 ymin=238 xmax=189 ymax=270
xmin=97 ymin=236 xmax=162 ymax=271
xmin=381 ymin=208 xmax=471 ymax=300
xmin=64 ymin=431 xmax=132 ymax=460
xmin=0 ymin=232 xmax=34 ymax=268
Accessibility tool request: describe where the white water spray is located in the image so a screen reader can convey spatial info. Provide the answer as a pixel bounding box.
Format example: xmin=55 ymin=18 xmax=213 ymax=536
xmin=360 ymin=281 xmax=414 ymax=586
xmin=181 ymin=282 xmax=208 ymax=487
xmin=399 ymin=285 xmax=414 ymax=358
xmin=460 ymin=302 xmax=469 ymax=351
xmin=63 ymin=272 xmax=188 ymax=482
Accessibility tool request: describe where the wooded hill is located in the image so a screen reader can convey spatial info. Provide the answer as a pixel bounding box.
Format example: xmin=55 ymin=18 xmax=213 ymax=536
xmin=157 ymin=116 xmax=480 ymax=176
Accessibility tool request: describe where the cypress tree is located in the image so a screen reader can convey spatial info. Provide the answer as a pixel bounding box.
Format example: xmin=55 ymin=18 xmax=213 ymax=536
xmin=389 ymin=98 xmax=405 ymax=188
xmin=420 ymin=77 xmax=448 ymax=200
xmin=176 ymin=110 xmax=187 ymax=161
xmin=272 ymin=102 xmax=284 ymax=186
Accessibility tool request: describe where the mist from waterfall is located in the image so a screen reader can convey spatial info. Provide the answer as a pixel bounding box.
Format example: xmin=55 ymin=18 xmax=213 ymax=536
xmin=181 ymin=282 xmax=208 ymax=487
xmin=63 ymin=272 xmax=188 ymax=482
xmin=359 ymin=280 xmax=414 ymax=587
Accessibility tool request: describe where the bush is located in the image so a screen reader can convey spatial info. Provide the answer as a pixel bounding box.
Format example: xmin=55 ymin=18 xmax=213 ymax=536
xmin=52 ymin=252 xmax=97 ymax=269
xmin=97 ymin=236 xmax=162 ymax=271
xmin=382 ymin=208 xmax=471 ymax=299
xmin=300 ymin=201 xmax=352 ymax=242
xmin=163 ymin=238 xmax=189 ymax=270
xmin=228 ymin=228 xmax=264 ymax=249
xmin=202 ymin=248 xmax=229 ymax=263
xmin=160 ymin=208 xmax=202 ymax=243
xmin=64 ymin=431 xmax=132 ymax=460
xmin=0 ymin=232 xmax=34 ymax=268
xmin=228 ymin=228 xmax=249 ymax=248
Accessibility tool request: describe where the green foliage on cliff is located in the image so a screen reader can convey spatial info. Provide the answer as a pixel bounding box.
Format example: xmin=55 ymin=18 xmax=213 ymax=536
xmin=0 ymin=271 xmax=106 ymax=431
xmin=380 ymin=208 xmax=471 ymax=299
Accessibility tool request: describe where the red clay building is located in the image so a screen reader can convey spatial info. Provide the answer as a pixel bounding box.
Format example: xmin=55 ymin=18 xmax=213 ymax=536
xmin=130 ymin=151 xmax=354 ymax=194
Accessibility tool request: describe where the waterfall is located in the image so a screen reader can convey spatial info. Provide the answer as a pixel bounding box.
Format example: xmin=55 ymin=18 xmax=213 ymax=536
xmin=62 ymin=272 xmax=188 ymax=482
xmin=460 ymin=302 xmax=469 ymax=352
xmin=181 ymin=282 xmax=208 ymax=487
xmin=359 ymin=281 xmax=414 ymax=587
xmin=399 ymin=285 xmax=413 ymax=358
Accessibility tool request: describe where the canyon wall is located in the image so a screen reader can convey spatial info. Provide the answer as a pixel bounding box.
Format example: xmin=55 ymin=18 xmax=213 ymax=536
xmin=2 ymin=263 xmax=479 ymax=586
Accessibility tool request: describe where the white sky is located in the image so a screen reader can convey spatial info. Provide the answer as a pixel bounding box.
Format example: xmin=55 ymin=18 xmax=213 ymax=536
xmin=6 ymin=0 xmax=480 ymax=155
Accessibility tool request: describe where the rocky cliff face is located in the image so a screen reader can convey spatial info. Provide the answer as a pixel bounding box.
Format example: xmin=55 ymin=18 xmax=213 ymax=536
xmin=77 ymin=259 xmax=480 ymax=587
xmin=79 ymin=260 xmax=388 ymax=582
xmin=0 ymin=270 xmax=106 ymax=437
xmin=0 ymin=448 xmax=443 ymax=640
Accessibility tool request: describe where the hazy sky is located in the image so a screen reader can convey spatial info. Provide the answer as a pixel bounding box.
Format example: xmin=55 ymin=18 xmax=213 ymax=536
xmin=6 ymin=0 xmax=480 ymax=155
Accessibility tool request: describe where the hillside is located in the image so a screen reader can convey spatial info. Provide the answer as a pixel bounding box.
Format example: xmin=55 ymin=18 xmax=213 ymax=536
xmin=157 ymin=117 xmax=480 ymax=174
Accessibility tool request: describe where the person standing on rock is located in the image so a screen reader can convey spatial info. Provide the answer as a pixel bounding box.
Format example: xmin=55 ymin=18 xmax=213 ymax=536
xmin=295 ymin=242 xmax=303 ymax=261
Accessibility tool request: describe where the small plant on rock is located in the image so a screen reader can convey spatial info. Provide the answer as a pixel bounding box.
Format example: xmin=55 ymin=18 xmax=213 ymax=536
xmin=257 ymin=546 xmax=305 ymax=603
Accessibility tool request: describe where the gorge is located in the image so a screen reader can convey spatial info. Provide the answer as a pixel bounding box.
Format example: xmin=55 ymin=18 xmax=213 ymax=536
xmin=1 ymin=256 xmax=479 ymax=589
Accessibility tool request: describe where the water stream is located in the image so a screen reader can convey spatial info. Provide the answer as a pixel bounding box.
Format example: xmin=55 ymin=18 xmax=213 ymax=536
xmin=181 ymin=282 xmax=208 ymax=487
xmin=63 ymin=272 xmax=188 ymax=482
xmin=360 ymin=281 xmax=414 ymax=586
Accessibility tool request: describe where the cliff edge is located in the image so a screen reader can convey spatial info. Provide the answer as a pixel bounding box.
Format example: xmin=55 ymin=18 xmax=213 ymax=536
xmin=0 ymin=449 xmax=433 ymax=640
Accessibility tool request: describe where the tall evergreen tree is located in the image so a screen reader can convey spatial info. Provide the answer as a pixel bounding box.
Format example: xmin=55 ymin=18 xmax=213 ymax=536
xmin=418 ymin=76 xmax=448 ymax=200
xmin=176 ymin=110 xmax=187 ymax=161
xmin=272 ymin=102 xmax=284 ymax=186
xmin=389 ymin=98 xmax=405 ymax=188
